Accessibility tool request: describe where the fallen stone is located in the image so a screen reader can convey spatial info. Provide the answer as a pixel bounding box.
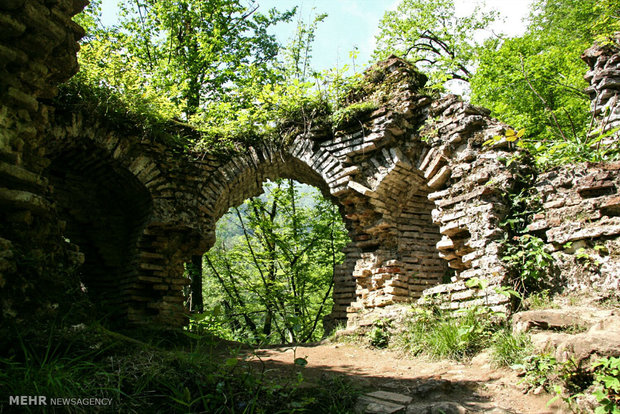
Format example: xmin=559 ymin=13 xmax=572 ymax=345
xmin=512 ymin=310 xmax=589 ymax=333
xmin=366 ymin=390 xmax=413 ymax=405
xmin=406 ymin=401 xmax=467 ymax=414
xmin=527 ymin=312 xmax=620 ymax=364
xmin=356 ymin=395 xmax=406 ymax=414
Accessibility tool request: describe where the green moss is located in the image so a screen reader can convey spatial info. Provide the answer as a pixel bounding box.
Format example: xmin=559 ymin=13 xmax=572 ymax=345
xmin=331 ymin=101 xmax=379 ymax=131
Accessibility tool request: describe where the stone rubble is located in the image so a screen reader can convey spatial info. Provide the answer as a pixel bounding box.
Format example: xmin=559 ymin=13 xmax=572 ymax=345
xmin=513 ymin=307 xmax=620 ymax=365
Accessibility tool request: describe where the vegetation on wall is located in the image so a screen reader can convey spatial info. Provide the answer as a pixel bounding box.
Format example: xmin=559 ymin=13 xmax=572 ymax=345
xmin=68 ymin=0 xmax=367 ymax=155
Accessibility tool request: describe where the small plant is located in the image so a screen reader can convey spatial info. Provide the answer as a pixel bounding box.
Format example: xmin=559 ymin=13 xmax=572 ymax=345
xmin=525 ymin=289 xmax=559 ymax=310
xmin=484 ymin=127 xmax=526 ymax=146
xmin=367 ymin=319 xmax=391 ymax=348
xmin=503 ymin=234 xmax=554 ymax=293
xmin=397 ymin=305 xmax=498 ymax=361
xmin=592 ymin=356 xmax=620 ymax=414
xmin=522 ymin=353 xmax=606 ymax=410
xmin=521 ymin=353 xmax=560 ymax=392
xmin=490 ymin=327 xmax=533 ymax=367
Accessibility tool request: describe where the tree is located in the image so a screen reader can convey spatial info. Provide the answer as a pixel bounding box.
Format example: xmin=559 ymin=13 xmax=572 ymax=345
xmin=470 ymin=0 xmax=620 ymax=166
xmin=187 ymin=255 xmax=203 ymax=313
xmin=74 ymin=0 xmax=295 ymax=120
xmin=203 ymin=180 xmax=349 ymax=344
xmin=116 ymin=0 xmax=295 ymax=117
xmin=373 ymin=0 xmax=497 ymax=89
xmin=283 ymin=11 xmax=327 ymax=82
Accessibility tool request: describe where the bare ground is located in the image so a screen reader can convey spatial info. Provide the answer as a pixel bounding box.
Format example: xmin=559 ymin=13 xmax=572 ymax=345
xmin=241 ymin=342 xmax=567 ymax=413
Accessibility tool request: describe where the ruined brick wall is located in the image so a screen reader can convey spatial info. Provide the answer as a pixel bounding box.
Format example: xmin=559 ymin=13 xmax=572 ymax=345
xmin=414 ymin=36 xmax=620 ymax=313
xmin=530 ymin=162 xmax=620 ymax=293
xmin=3 ymin=5 xmax=618 ymax=330
xmin=416 ymin=97 xmax=529 ymax=313
xmin=41 ymin=57 xmax=528 ymax=328
xmin=0 ymin=0 xmax=86 ymax=326
xmin=583 ymin=34 xmax=620 ymax=143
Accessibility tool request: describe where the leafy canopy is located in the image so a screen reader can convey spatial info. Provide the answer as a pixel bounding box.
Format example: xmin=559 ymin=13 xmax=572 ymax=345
xmin=373 ymin=0 xmax=498 ymax=89
xmin=71 ymin=1 xmax=367 ymax=153
xmin=116 ymin=0 xmax=295 ymax=116
xmin=470 ymin=0 xmax=620 ymax=167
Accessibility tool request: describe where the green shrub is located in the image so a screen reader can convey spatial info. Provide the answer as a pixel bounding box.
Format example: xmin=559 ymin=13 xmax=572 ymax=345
xmin=521 ymin=353 xmax=561 ymax=392
xmin=367 ymin=319 xmax=391 ymax=348
xmin=592 ymin=356 xmax=620 ymax=414
xmin=398 ymin=306 xmax=497 ymax=361
xmin=525 ymin=289 xmax=559 ymax=310
xmin=331 ymin=101 xmax=379 ymax=130
xmin=490 ymin=328 xmax=533 ymax=367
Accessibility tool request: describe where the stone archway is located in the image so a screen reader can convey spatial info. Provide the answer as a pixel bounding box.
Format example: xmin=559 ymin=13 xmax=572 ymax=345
xmin=39 ymin=57 xmax=529 ymax=328
xmin=0 ymin=0 xmax=528 ymax=328
xmin=46 ymin=144 xmax=153 ymax=318
xmin=4 ymin=1 xmax=619 ymax=332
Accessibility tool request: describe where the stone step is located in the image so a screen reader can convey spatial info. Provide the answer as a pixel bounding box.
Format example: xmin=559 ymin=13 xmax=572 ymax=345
xmin=356 ymin=395 xmax=406 ymax=414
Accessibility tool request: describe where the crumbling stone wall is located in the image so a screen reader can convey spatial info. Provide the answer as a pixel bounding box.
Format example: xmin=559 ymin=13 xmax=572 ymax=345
xmin=0 ymin=0 xmax=86 ymax=326
xmin=583 ymin=35 xmax=620 ymax=143
xmin=416 ymin=97 xmax=528 ymax=312
xmin=3 ymin=2 xmax=618 ymax=330
xmin=530 ymin=162 xmax=620 ymax=293
xmin=40 ymin=57 xmax=528 ymax=327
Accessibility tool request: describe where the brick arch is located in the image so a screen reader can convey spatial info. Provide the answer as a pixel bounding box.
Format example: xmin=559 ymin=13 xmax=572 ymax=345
xmin=9 ymin=0 xmax=616 ymax=332
xmin=38 ymin=57 xmax=529 ymax=327
xmin=43 ymin=115 xmax=209 ymax=325
xmin=46 ymin=145 xmax=153 ymax=319
xmin=206 ymin=143 xmax=337 ymax=224
xmin=188 ymin=132 xmax=448 ymax=326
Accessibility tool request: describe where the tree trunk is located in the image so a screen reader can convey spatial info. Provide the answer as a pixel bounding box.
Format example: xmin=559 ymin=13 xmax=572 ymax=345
xmin=189 ymin=254 xmax=204 ymax=313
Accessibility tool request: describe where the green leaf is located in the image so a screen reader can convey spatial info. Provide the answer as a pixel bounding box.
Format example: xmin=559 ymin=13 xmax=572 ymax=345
xmin=294 ymin=357 xmax=308 ymax=367
xmin=225 ymin=358 xmax=238 ymax=368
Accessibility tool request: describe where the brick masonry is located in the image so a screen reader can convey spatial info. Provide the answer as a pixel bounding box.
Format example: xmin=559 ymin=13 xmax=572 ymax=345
xmin=1 ymin=2 xmax=618 ymax=329
xmin=530 ymin=162 xmax=620 ymax=293
xmin=583 ymin=35 xmax=620 ymax=144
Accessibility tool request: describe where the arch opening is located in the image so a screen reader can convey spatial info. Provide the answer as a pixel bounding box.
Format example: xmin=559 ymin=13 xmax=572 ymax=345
xmin=193 ymin=178 xmax=350 ymax=344
xmin=337 ymin=153 xmax=448 ymax=318
xmin=47 ymin=147 xmax=153 ymax=321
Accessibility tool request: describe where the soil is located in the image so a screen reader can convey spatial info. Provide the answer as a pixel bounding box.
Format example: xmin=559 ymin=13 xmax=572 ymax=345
xmin=241 ymin=341 xmax=567 ymax=413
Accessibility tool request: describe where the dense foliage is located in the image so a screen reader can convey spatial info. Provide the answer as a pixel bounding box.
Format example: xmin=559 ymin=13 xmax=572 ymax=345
xmin=471 ymin=0 xmax=620 ymax=167
xmin=199 ymin=181 xmax=349 ymax=345
xmin=71 ymin=0 xmax=359 ymax=153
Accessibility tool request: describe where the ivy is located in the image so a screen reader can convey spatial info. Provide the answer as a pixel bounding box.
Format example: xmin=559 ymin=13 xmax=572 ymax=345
xmin=499 ymin=174 xmax=555 ymax=297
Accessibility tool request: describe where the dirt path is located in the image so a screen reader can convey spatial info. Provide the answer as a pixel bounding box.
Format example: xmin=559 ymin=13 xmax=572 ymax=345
xmin=244 ymin=342 xmax=566 ymax=413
